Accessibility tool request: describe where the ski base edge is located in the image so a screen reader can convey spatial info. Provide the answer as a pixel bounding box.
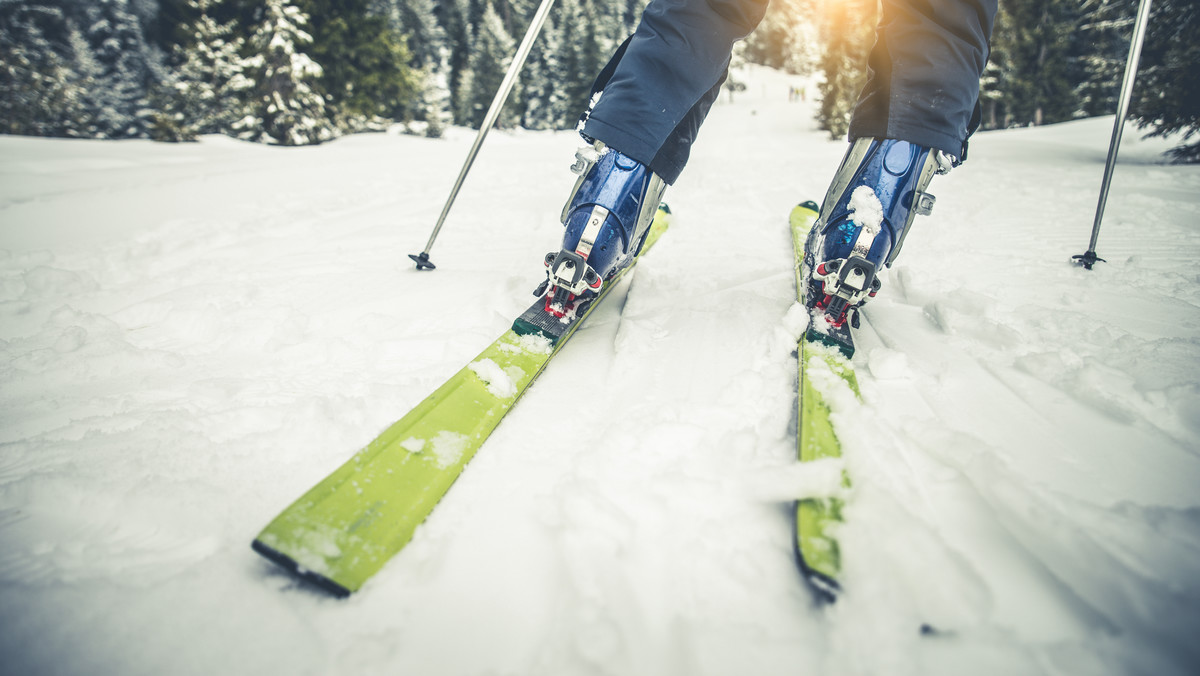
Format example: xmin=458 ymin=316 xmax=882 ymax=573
xmin=251 ymin=538 xmax=352 ymax=598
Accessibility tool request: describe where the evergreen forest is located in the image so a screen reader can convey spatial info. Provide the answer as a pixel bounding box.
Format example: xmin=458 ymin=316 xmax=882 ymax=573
xmin=1 ymin=0 xmax=1195 ymax=161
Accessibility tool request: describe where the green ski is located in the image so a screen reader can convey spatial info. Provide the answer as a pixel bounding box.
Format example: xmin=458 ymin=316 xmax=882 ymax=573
xmin=790 ymin=201 xmax=861 ymax=603
xmin=253 ymin=207 xmax=671 ymax=597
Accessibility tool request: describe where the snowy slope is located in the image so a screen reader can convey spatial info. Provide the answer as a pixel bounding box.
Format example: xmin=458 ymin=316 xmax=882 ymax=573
xmin=2 ymin=65 xmax=1199 ymax=676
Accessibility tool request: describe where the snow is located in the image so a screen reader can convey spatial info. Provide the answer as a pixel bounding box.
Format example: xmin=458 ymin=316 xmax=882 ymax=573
xmin=848 ymin=184 xmax=884 ymax=232
xmin=428 ymin=431 xmax=470 ymax=469
xmin=782 ymin=301 xmax=812 ymax=340
xmin=468 ymin=357 xmax=519 ymax=399
xmin=505 ymin=332 xmax=553 ymax=355
xmin=2 ymin=64 xmax=1200 ymax=675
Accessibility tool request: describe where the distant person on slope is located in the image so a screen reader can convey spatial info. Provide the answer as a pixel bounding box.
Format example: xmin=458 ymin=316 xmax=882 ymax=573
xmin=537 ymin=0 xmax=996 ymax=341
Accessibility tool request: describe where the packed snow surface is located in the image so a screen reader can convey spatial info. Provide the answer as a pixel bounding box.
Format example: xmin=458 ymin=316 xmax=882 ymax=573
xmin=2 ymin=66 xmax=1199 ymax=676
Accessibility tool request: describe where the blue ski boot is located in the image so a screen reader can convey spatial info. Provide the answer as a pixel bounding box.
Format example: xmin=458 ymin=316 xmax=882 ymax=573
xmin=537 ymin=142 xmax=667 ymax=320
xmin=805 ymin=137 xmax=953 ymax=344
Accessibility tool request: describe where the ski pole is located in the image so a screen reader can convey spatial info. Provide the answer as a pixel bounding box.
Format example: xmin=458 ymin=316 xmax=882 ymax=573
xmin=1074 ymin=0 xmax=1153 ymax=270
xmin=409 ymin=0 xmax=558 ymax=270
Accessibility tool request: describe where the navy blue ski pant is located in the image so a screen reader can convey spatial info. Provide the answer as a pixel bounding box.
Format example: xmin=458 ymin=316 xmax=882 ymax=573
xmin=582 ymin=0 xmax=998 ymax=184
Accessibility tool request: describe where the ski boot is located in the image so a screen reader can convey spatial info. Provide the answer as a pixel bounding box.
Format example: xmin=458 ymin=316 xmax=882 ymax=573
xmin=804 ymin=137 xmax=953 ymax=352
xmin=534 ymin=141 xmax=667 ymax=323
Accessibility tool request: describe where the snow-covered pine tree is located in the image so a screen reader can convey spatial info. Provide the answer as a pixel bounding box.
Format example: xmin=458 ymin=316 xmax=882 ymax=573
xmin=815 ymin=0 xmax=876 ymax=140
xmin=237 ymin=0 xmax=333 ymax=145
xmin=619 ymin=0 xmax=643 ymax=28
xmin=454 ymin=64 xmax=475 ymax=124
xmin=387 ymin=0 xmax=449 ymax=70
xmin=556 ymin=0 xmax=606 ymax=125
xmin=382 ymin=0 xmax=452 ymax=134
xmin=1122 ymin=0 xmax=1199 ymax=162
xmin=547 ymin=0 xmax=578 ymax=128
xmin=588 ymin=0 xmax=627 ymax=55
xmin=516 ymin=12 xmax=565 ymax=130
xmin=461 ymin=1 xmax=518 ymax=129
xmin=486 ymin=0 xmax=538 ymax=128
xmin=492 ymin=0 xmax=538 ymax=39
xmin=743 ymin=0 xmax=819 ymax=75
xmin=440 ymin=0 xmax=474 ymax=126
xmin=79 ymin=0 xmax=164 ymax=138
xmin=151 ymin=0 xmax=250 ymax=142
xmin=421 ymin=51 xmax=454 ymax=137
xmin=0 ymin=4 xmax=91 ymax=137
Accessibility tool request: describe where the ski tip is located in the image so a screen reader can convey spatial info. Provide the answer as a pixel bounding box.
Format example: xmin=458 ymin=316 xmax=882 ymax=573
xmin=797 ymin=199 xmax=819 ymax=212
xmin=409 ymin=252 xmax=436 ymax=271
xmin=794 ymin=541 xmax=841 ymax=605
xmin=251 ymin=539 xmax=353 ymax=599
xmin=802 ymin=569 xmax=840 ymax=606
xmin=792 ymin=507 xmax=842 ymax=605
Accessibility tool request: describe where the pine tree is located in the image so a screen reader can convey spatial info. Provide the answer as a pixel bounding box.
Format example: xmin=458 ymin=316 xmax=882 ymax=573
xmin=391 ymin=0 xmax=449 ymax=70
xmin=441 ymin=0 xmax=474 ymax=126
xmin=454 ymin=65 xmax=476 ymax=124
xmin=621 ymin=0 xmax=643 ymax=28
xmin=237 ymin=0 xmax=334 ymax=145
xmin=151 ymin=0 xmax=251 ymax=142
xmin=589 ymin=0 xmax=627 ymax=54
xmin=421 ymin=54 xmax=454 ymax=137
xmin=0 ymin=5 xmax=91 ymax=137
xmin=743 ymin=0 xmax=820 ymax=75
xmin=1075 ymin=0 xmax=1133 ymax=118
xmin=299 ymin=0 xmax=419 ymax=130
xmin=816 ymin=0 xmax=876 ymax=139
xmin=492 ymin=0 xmax=538 ymax=38
xmin=516 ymin=12 xmax=565 ymax=130
xmin=78 ymin=0 xmax=165 ymax=138
xmin=1126 ymin=0 xmax=1200 ymax=162
xmin=556 ymin=0 xmax=606 ymax=124
xmin=979 ymin=2 xmax=1016 ymax=129
xmin=461 ymin=1 xmax=518 ymax=129
xmin=385 ymin=0 xmax=452 ymax=131
xmin=992 ymin=0 xmax=1081 ymax=127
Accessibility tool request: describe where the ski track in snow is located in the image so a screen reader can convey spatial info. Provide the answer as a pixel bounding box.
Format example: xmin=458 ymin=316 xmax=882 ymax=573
xmin=2 ymin=65 xmax=1199 ymax=675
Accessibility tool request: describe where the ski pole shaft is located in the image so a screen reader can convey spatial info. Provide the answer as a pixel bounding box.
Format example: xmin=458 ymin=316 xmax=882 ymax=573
xmin=412 ymin=0 xmax=558 ymax=269
xmin=1079 ymin=0 xmax=1153 ymax=267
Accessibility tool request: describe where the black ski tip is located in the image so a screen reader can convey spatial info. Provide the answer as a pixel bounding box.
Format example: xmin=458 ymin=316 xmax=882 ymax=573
xmin=251 ymin=539 xmax=353 ymax=599
xmin=409 ymin=252 xmax=436 ymax=270
xmin=793 ymin=539 xmax=840 ymax=605
xmin=791 ymin=500 xmax=841 ymax=606
xmin=800 ymin=567 xmax=841 ymax=606
xmin=797 ymin=199 xmax=820 ymax=212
